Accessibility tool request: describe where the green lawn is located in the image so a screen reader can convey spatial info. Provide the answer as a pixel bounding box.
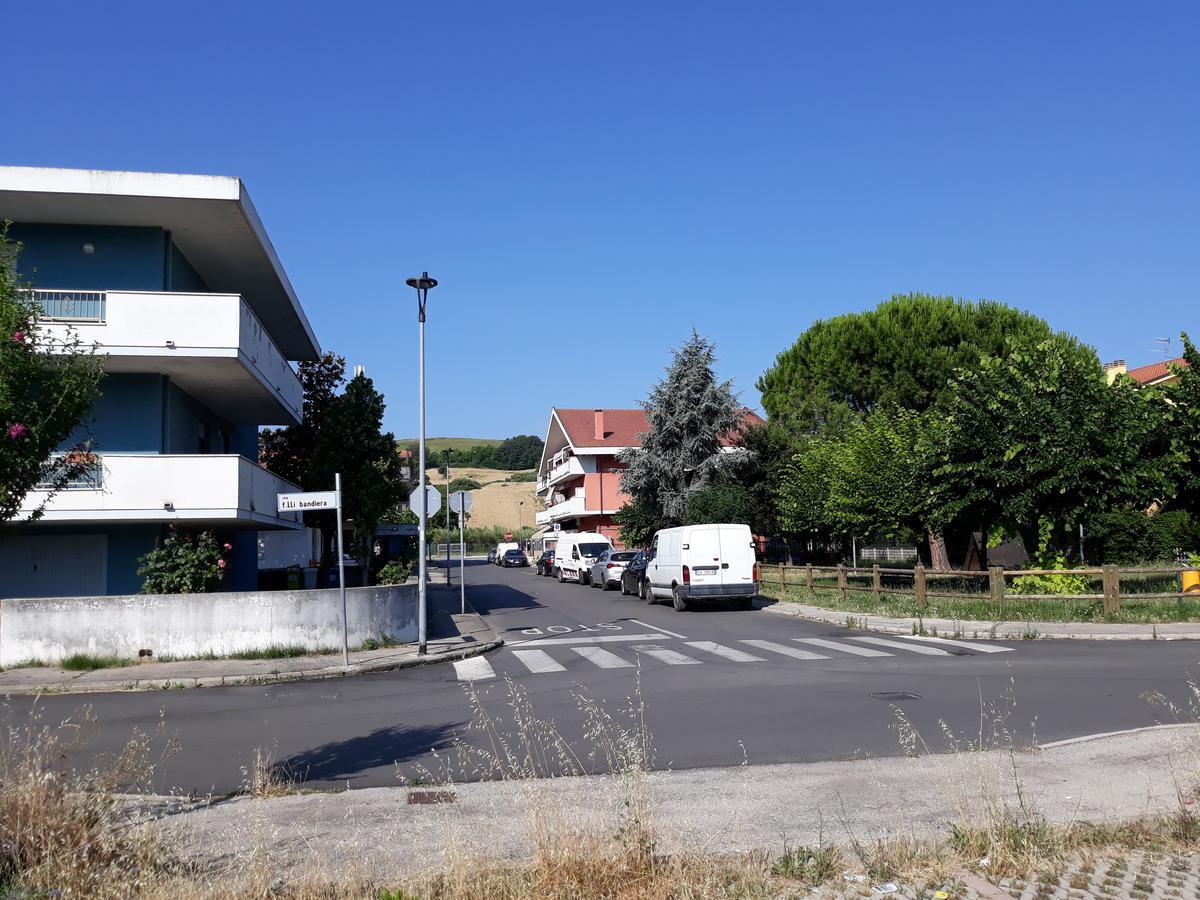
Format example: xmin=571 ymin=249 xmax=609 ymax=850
xmin=759 ymin=580 xmax=1200 ymax=625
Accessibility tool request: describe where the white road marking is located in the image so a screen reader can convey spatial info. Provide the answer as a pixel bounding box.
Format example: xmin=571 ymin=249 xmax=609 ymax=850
xmin=739 ymin=640 xmax=830 ymax=660
xmin=511 ymin=649 xmax=567 ymax=674
xmin=572 ymin=647 xmax=635 ymax=669
xmin=893 ymin=635 xmax=1015 ymax=653
xmin=683 ymin=641 xmax=766 ymax=662
xmin=632 ymin=645 xmax=702 ymax=665
xmin=513 ymin=633 xmax=668 ymax=646
xmin=794 ymin=637 xmax=892 ymax=658
xmin=846 ymin=636 xmax=952 ymax=656
xmin=452 ymin=657 xmax=496 ymax=681
xmin=628 ymin=618 xmax=689 ymax=640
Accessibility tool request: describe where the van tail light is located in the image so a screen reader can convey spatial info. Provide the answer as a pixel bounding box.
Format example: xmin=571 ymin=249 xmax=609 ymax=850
xmin=682 ymin=565 xmax=691 ymax=584
xmin=753 ymin=563 xmax=759 ymax=582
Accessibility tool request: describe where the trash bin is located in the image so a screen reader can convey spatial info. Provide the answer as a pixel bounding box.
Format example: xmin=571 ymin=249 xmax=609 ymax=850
xmin=1183 ymin=569 xmax=1200 ymax=594
xmin=285 ymin=564 xmax=303 ymax=589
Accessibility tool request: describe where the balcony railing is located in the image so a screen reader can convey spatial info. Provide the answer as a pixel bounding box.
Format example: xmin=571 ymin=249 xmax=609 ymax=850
xmin=24 ymin=289 xmax=106 ymax=323
xmin=35 ymin=452 xmax=104 ymax=490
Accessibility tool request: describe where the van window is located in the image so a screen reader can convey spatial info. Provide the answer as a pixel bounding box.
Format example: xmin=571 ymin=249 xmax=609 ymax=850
xmin=572 ymin=547 xmax=580 ymax=559
xmin=578 ymin=543 xmax=608 ymax=558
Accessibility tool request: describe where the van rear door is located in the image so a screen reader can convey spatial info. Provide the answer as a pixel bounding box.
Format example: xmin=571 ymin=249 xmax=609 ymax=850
xmin=686 ymin=526 xmax=723 ymax=592
xmin=718 ymin=525 xmax=756 ymax=590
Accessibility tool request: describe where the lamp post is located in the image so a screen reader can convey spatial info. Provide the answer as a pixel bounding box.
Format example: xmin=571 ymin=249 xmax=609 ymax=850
xmin=406 ymin=271 xmax=437 ymax=655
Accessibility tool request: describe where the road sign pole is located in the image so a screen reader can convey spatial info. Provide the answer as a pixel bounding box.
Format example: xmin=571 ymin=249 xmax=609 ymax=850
xmin=334 ymin=472 xmax=349 ymax=666
xmin=459 ymin=503 xmax=466 ymax=615
xmin=445 ymin=448 xmax=452 ymax=587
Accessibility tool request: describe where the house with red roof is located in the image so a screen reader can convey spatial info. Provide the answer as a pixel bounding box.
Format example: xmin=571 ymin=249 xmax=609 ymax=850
xmin=533 ymin=407 xmax=765 ymax=545
xmin=1104 ymin=357 xmax=1190 ymax=388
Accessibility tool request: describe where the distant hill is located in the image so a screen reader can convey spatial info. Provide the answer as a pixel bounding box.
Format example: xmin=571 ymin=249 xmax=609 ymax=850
xmin=397 ymin=437 xmax=503 ymax=452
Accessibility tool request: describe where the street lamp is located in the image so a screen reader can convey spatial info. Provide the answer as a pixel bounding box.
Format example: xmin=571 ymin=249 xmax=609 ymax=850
xmin=406 ymin=271 xmax=437 ymax=655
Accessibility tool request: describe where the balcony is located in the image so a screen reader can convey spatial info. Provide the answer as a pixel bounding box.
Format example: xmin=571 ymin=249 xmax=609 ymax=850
xmin=31 ymin=289 xmax=303 ymax=425
xmin=535 ymin=493 xmax=587 ymax=526
xmin=19 ymin=453 xmax=304 ymax=529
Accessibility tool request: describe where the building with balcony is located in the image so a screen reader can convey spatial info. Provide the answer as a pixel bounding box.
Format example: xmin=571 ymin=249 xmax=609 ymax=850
xmin=0 ymin=166 xmax=319 ymax=597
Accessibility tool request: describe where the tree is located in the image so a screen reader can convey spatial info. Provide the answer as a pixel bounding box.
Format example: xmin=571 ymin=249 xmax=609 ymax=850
xmin=1166 ymin=333 xmax=1200 ymax=514
xmin=0 ymin=228 xmax=104 ymax=526
xmin=684 ymin=482 xmax=755 ymax=526
xmin=757 ymin=293 xmax=1084 ymax=434
xmin=259 ymin=352 xmax=346 ymax=486
xmin=618 ymin=331 xmax=741 ymax=535
xmin=932 ymin=335 xmax=1178 ymax=558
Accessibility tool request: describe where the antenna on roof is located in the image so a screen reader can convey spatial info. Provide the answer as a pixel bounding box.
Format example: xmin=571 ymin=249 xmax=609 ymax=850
xmin=1153 ymin=338 xmax=1172 ymax=359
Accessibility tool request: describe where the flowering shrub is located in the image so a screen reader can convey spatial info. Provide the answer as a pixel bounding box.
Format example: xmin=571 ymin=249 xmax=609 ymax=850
xmin=137 ymin=528 xmax=231 ymax=593
xmin=376 ymin=560 xmax=413 ymax=585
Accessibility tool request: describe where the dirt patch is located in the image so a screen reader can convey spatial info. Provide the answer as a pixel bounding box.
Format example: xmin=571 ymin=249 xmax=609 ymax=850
xmin=428 ymin=467 xmax=538 ymax=530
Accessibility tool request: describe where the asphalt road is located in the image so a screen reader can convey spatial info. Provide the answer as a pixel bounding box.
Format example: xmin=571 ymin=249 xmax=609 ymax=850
xmin=5 ymin=560 xmax=1200 ymax=794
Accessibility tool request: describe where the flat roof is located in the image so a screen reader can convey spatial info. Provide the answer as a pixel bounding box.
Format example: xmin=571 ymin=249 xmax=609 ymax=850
xmin=0 ymin=166 xmax=320 ymax=360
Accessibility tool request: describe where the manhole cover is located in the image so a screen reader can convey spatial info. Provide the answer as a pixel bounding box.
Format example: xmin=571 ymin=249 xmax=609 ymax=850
xmin=407 ymin=790 xmax=456 ymax=805
xmin=870 ymin=691 xmax=922 ymax=702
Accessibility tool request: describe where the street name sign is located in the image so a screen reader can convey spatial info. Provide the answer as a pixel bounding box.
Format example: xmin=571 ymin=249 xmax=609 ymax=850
xmin=449 ymin=490 xmax=474 ymax=514
xmin=277 ymin=490 xmax=339 ymax=513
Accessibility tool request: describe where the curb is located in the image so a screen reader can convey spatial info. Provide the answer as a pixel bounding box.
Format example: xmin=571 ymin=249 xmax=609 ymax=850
xmin=756 ymin=597 xmax=1200 ymax=641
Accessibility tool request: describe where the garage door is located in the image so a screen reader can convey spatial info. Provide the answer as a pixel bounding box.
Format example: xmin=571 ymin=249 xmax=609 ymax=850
xmin=0 ymin=534 xmax=107 ymax=598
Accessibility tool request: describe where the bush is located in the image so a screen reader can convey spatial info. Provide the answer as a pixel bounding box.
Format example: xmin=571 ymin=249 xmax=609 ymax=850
xmin=507 ymin=470 xmax=537 ymax=482
xmin=377 ymin=560 xmax=413 ymax=585
xmin=137 ymin=527 xmax=230 ymax=593
xmin=448 ymin=477 xmax=483 ymax=492
xmin=1085 ymin=508 xmax=1200 ymax=565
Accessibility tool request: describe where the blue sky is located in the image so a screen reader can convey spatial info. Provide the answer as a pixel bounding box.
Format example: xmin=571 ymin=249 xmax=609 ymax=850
xmin=6 ymin=2 xmax=1197 ymax=439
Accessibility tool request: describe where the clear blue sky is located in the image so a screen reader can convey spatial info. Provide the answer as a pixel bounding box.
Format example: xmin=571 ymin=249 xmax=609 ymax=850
xmin=7 ymin=2 xmax=1197 ymax=440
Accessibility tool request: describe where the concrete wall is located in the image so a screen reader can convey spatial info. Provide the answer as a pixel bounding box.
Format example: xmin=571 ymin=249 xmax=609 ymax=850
xmin=11 ymin=223 xmax=168 ymax=291
xmin=0 ymin=583 xmax=418 ymax=666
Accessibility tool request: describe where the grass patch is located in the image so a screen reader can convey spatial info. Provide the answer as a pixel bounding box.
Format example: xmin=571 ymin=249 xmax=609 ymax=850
xmin=760 ymin=580 xmax=1200 ymax=624
xmin=226 ymin=644 xmax=331 ymax=660
xmin=60 ymin=653 xmax=132 ymax=671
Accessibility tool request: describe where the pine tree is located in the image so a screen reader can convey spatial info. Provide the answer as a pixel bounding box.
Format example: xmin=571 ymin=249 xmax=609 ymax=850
xmin=619 ymin=331 xmax=740 ymax=536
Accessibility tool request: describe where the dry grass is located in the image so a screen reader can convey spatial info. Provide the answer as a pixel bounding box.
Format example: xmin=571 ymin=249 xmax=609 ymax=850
xmin=427 ymin=466 xmax=538 ymax=529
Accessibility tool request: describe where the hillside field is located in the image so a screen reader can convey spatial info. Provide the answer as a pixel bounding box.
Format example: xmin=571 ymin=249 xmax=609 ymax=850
xmin=397 ymin=437 xmax=503 ymax=453
xmin=427 ymin=466 xmax=539 ymax=530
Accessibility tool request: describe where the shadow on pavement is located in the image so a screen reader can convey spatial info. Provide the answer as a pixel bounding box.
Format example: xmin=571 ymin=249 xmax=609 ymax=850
xmin=277 ymin=721 xmax=465 ymax=785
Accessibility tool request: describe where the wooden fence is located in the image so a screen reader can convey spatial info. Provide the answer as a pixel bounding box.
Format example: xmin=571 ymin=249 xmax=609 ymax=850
xmin=759 ymin=563 xmax=1200 ymax=613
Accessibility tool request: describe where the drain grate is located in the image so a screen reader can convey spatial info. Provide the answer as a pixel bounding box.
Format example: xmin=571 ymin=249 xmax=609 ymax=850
xmin=870 ymin=691 xmax=922 ymax=702
xmin=407 ymin=790 xmax=456 ymax=805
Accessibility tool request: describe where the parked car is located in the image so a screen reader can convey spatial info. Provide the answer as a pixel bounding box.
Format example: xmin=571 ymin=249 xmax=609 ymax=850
xmin=535 ymin=549 xmax=556 ymax=576
xmin=487 ymin=548 xmax=497 ymax=564
xmin=619 ymin=551 xmax=651 ymax=596
xmin=588 ymin=549 xmax=640 ymax=591
xmin=553 ymin=531 xmax=613 ymax=584
xmin=642 ymin=523 xmax=758 ymax=611
xmin=501 ymin=548 xmax=529 ymax=568
xmin=494 ymin=542 xmax=520 ymax=565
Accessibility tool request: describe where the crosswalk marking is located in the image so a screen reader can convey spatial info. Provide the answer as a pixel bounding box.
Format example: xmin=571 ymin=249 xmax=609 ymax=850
xmin=453 ymin=657 xmax=496 ymax=681
xmin=683 ymin=641 xmax=767 ymax=662
xmin=894 ymin=635 xmax=1014 ymax=654
xmin=512 ymin=649 xmax=567 ymax=673
xmin=513 ymin=633 xmax=666 ymax=646
xmin=739 ymin=639 xmax=830 ymax=660
xmin=794 ymin=637 xmax=892 ymax=658
xmin=633 ymin=645 xmax=702 ymax=666
xmin=571 ymin=646 xmax=635 ymax=669
xmin=847 ymin=636 xmax=951 ymax=656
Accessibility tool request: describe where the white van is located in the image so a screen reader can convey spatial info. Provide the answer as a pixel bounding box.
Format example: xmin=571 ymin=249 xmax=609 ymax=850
xmin=494 ymin=542 xmax=520 ymax=565
xmin=643 ymin=523 xmax=758 ymax=611
xmin=552 ymin=532 xmax=613 ymax=584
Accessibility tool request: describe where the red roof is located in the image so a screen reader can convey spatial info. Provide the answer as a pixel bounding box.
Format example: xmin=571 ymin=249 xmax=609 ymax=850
xmin=720 ymin=408 xmax=765 ymax=446
xmin=554 ymin=407 xmax=764 ymax=450
xmin=1127 ymin=357 xmax=1189 ymax=386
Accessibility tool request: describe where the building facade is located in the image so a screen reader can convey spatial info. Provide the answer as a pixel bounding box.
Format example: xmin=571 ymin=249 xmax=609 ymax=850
xmin=0 ymin=166 xmax=319 ymax=597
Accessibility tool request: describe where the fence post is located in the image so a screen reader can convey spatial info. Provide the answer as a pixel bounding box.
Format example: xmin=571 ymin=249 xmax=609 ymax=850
xmin=779 ymin=563 xmax=786 ymax=593
xmin=989 ymin=566 xmax=1005 ymax=611
xmin=1102 ymin=565 xmax=1120 ymax=614
xmin=806 ymin=563 xmax=814 ymax=596
xmin=914 ymin=564 xmax=927 ymax=609
xmin=872 ymin=564 xmax=882 ymax=603
xmin=836 ymin=564 xmax=847 ymax=604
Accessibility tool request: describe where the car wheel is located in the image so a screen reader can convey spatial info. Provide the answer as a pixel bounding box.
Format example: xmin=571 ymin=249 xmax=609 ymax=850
xmin=672 ymin=585 xmax=688 ymax=612
xmin=620 ymin=578 xmax=629 ymax=596
xmin=558 ymin=567 xmax=565 ymax=583
xmin=602 ymin=578 xmax=611 ymax=591
xmin=580 ymin=570 xmax=590 ymax=586
xmin=642 ymin=580 xmax=655 ymax=605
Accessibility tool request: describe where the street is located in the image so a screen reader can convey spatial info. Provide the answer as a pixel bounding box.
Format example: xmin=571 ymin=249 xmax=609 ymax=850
xmin=5 ymin=560 xmax=1199 ymax=795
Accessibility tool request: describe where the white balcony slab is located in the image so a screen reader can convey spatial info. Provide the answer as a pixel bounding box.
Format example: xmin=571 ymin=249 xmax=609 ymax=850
xmin=35 ymin=291 xmax=302 ymax=425
xmin=18 ymin=454 xmax=303 ymax=529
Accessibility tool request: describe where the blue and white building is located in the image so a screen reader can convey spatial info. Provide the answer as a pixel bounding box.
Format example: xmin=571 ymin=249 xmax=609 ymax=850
xmin=0 ymin=166 xmax=319 ymax=597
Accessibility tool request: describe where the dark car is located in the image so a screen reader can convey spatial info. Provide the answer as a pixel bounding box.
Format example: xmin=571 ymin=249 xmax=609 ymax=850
xmin=619 ymin=551 xmax=650 ymax=596
xmin=487 ymin=548 xmax=497 ymax=564
xmin=535 ymin=549 xmax=556 ymax=576
xmin=501 ymin=549 xmax=529 ymax=568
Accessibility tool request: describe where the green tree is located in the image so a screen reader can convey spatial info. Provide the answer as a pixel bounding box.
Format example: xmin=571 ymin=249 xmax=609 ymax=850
xmin=0 ymin=228 xmax=104 ymax=526
xmin=932 ymin=335 xmax=1178 ymax=558
xmin=757 ymin=293 xmax=1082 ymax=433
xmin=619 ymin=331 xmax=741 ymax=533
xmin=684 ymin=482 xmax=755 ymax=526
xmin=777 ymin=437 xmax=841 ymax=538
xmin=1166 ymin=333 xmax=1200 ymax=514
xmin=259 ymin=351 xmax=346 ymax=486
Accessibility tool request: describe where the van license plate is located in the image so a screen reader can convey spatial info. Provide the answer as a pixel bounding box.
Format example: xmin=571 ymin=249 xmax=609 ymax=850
xmin=693 ymin=566 xmax=719 ymax=574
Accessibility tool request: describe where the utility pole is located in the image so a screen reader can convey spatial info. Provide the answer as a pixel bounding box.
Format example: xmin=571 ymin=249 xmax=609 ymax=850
xmin=445 ymin=447 xmax=452 ymax=586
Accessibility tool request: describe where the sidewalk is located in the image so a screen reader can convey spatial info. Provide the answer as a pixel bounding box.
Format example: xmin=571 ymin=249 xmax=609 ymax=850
xmin=0 ymin=576 xmax=501 ymax=695
xmin=758 ymin=596 xmax=1200 ymax=640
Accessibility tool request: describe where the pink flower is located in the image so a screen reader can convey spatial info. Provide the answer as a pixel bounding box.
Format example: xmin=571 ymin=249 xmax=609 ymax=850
xmin=12 ymin=331 xmax=26 ymax=344
xmin=223 ymin=543 xmax=232 ymax=551
xmin=217 ymin=559 xmax=227 ymax=569
xmin=7 ymin=423 xmax=28 ymax=440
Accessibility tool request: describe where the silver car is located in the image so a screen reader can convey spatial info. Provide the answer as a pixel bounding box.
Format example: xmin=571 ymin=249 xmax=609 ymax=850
xmin=588 ymin=549 xmax=640 ymax=591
